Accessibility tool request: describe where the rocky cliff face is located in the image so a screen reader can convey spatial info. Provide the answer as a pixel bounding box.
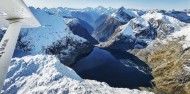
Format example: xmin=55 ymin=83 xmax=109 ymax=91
xmin=44 ymin=36 xmax=93 ymax=66
xmin=95 ymin=14 xmax=109 ymax=28
xmin=92 ymin=16 xmax=124 ymax=42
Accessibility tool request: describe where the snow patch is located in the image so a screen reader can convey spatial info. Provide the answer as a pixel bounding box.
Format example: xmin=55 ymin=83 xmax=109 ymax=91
xmin=184 ymin=65 xmax=190 ymax=72
xmin=64 ymin=18 xmax=79 ymax=25
xmin=183 ymin=59 xmax=190 ymax=72
xmin=119 ymin=24 xmax=135 ymax=37
xmin=119 ymin=17 xmax=149 ymax=38
xmin=187 ymin=13 xmax=190 ymax=16
xmin=131 ymin=17 xmax=149 ymax=33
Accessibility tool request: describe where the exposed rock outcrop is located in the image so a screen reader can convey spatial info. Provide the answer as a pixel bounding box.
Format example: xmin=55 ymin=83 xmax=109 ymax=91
xmin=92 ymin=16 xmax=124 ymax=42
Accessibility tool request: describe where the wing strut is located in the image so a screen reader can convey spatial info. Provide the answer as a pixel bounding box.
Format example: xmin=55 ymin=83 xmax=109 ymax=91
xmin=0 ymin=19 xmax=22 ymax=92
xmin=0 ymin=0 xmax=41 ymax=92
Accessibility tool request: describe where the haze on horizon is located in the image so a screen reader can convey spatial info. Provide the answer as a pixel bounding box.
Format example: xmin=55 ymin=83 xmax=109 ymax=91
xmin=25 ymin=0 xmax=190 ymax=10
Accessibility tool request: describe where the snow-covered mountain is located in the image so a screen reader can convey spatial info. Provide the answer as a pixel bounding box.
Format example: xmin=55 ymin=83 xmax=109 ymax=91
xmin=111 ymin=7 xmax=139 ymax=23
xmin=92 ymin=7 xmax=139 ymax=42
xmin=121 ymin=11 xmax=186 ymax=39
xmin=98 ymin=11 xmax=187 ymax=50
xmin=40 ymin=6 xmax=118 ymax=43
xmin=2 ymin=55 xmax=153 ymax=94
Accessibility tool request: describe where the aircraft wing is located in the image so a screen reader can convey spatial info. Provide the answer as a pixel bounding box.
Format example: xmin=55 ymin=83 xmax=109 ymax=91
xmin=0 ymin=0 xmax=41 ymax=28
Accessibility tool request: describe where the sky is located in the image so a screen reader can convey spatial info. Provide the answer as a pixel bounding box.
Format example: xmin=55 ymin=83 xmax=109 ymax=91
xmin=25 ymin=0 xmax=190 ymax=10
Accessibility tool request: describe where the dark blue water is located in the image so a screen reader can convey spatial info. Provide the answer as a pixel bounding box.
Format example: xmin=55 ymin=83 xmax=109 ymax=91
xmin=72 ymin=47 xmax=153 ymax=89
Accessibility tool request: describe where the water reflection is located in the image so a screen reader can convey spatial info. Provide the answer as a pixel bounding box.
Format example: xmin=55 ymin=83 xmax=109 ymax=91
xmin=72 ymin=47 xmax=153 ymax=89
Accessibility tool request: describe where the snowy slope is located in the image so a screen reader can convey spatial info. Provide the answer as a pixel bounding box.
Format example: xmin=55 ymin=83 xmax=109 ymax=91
xmin=120 ymin=12 xmax=186 ymax=42
xmin=2 ymin=55 xmax=153 ymax=94
xmin=120 ymin=17 xmax=149 ymax=37
xmin=171 ymin=25 xmax=190 ymax=49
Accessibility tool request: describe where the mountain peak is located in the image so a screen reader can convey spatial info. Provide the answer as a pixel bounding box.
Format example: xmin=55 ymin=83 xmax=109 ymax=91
xmin=118 ymin=6 xmax=125 ymax=11
xmin=111 ymin=7 xmax=138 ymax=23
